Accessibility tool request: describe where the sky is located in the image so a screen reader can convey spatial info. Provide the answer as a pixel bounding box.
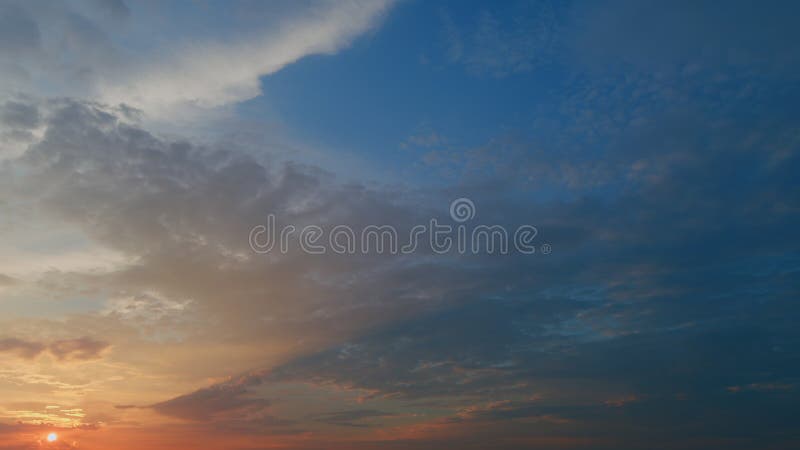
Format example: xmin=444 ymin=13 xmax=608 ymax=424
xmin=0 ymin=1 xmax=799 ymax=449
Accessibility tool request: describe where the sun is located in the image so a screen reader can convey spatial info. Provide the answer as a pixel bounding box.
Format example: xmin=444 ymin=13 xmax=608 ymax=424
xmin=47 ymin=433 xmax=58 ymax=443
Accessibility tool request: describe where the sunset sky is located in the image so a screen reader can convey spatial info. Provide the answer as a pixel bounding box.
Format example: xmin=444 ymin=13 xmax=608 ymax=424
xmin=1 ymin=1 xmax=799 ymax=449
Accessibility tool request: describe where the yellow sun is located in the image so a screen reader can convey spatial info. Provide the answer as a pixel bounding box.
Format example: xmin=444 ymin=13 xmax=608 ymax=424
xmin=47 ymin=433 xmax=58 ymax=442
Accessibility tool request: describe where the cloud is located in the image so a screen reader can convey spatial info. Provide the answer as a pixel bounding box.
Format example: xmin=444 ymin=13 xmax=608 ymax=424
xmin=48 ymin=337 xmax=110 ymax=362
xmin=2 ymin=1 xmax=800 ymax=442
xmin=0 ymin=97 xmax=42 ymax=155
xmin=148 ymin=371 xmax=295 ymax=433
xmin=311 ymin=409 xmax=398 ymax=428
xmin=1 ymin=97 xmax=504 ymax=364
xmin=0 ymin=337 xmax=109 ymax=361
xmin=2 ymin=85 xmax=798 ymax=446
xmin=0 ymin=274 xmax=18 ymax=287
xmin=0 ymin=101 xmax=40 ymax=129
xmin=103 ymin=291 xmax=191 ymax=325
xmin=98 ymin=0 xmax=395 ymax=116
xmin=0 ymin=0 xmax=395 ymax=118
xmin=151 ymin=373 xmax=270 ymax=422
xmin=0 ymin=338 xmax=46 ymax=359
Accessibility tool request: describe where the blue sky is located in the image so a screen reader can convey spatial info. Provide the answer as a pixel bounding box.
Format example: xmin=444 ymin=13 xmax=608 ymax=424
xmin=0 ymin=1 xmax=799 ymax=449
xmin=246 ymin=0 xmax=568 ymax=179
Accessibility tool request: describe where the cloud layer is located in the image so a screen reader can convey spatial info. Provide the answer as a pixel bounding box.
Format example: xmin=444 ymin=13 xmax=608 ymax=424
xmin=1 ymin=1 xmax=799 ymax=449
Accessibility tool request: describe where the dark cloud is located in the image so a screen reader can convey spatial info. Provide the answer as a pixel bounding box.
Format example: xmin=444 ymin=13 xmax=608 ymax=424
xmin=151 ymin=371 xmax=272 ymax=422
xmin=311 ymin=409 xmax=398 ymax=428
xmin=48 ymin=337 xmax=111 ymax=361
xmin=149 ymin=371 xmax=297 ymax=434
xmin=0 ymin=338 xmax=46 ymax=359
xmin=0 ymin=101 xmax=40 ymax=129
xmin=0 ymin=336 xmax=109 ymax=361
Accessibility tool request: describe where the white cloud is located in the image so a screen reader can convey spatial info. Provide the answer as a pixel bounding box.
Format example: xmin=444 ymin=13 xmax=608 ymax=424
xmin=96 ymin=0 xmax=394 ymax=117
xmin=0 ymin=0 xmax=395 ymax=118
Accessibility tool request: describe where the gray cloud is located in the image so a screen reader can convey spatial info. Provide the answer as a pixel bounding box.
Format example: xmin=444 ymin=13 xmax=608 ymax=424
xmin=0 ymin=101 xmax=40 ymax=129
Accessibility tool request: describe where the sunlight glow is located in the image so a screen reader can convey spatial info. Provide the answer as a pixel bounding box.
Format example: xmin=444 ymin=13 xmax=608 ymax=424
xmin=47 ymin=433 xmax=58 ymax=442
